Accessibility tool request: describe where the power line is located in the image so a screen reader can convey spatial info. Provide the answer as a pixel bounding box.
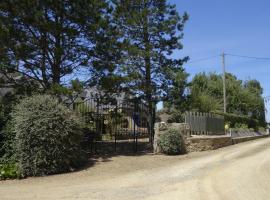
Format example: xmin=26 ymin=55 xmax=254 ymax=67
xmin=225 ymin=53 xmax=270 ymax=61
xmin=187 ymin=53 xmax=270 ymax=65
xmin=264 ymin=96 xmax=270 ymax=103
xmin=187 ymin=55 xmax=220 ymax=64
xmin=222 ymin=52 xmax=226 ymax=113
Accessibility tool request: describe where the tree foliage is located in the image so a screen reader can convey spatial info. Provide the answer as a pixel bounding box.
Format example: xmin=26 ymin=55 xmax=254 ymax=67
xmin=189 ymin=72 xmax=266 ymax=127
xmin=162 ymin=69 xmax=190 ymax=123
xmin=164 ymin=69 xmax=189 ymax=111
xmin=114 ymin=0 xmax=188 ymax=98
xmin=0 ymin=0 xmax=118 ymax=90
xmin=113 ymin=0 xmax=188 ymax=140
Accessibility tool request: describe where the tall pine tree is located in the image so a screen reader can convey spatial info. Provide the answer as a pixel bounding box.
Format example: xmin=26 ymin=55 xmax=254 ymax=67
xmin=113 ymin=0 xmax=188 ymax=142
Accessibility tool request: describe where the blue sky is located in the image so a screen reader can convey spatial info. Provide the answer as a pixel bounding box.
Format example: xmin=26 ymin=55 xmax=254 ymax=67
xmin=168 ymin=0 xmax=270 ymax=122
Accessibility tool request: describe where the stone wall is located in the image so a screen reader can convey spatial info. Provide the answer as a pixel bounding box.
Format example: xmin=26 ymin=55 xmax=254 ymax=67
xmin=232 ymin=134 xmax=269 ymax=144
xmin=185 ymin=136 xmax=232 ymax=153
xmin=154 ymin=122 xmax=231 ymax=153
xmin=154 ymin=122 xmax=270 ymax=154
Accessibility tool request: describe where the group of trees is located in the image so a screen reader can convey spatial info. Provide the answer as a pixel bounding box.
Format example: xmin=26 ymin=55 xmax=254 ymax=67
xmin=0 ymin=0 xmax=266 ymax=132
xmin=0 ymin=0 xmax=267 ymax=180
xmin=190 ymin=73 xmax=265 ymax=125
xmin=0 ymin=0 xmax=117 ymax=89
xmin=0 ymin=0 xmax=188 ymax=141
xmin=164 ymin=72 xmax=266 ymax=128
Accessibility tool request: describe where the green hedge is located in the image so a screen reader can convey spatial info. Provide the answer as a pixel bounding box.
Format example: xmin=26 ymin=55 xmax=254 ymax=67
xmin=214 ymin=112 xmax=260 ymax=130
xmin=12 ymin=95 xmax=87 ymax=177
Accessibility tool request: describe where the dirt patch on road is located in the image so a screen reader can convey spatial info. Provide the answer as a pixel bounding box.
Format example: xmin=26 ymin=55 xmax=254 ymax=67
xmin=0 ymin=151 xmax=206 ymax=193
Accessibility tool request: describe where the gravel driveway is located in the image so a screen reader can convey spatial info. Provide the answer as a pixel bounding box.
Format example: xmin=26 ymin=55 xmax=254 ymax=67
xmin=1 ymin=137 xmax=270 ymax=200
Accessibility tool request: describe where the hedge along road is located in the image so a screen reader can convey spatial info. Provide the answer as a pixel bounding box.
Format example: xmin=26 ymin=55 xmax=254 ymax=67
xmin=1 ymin=137 xmax=270 ymax=200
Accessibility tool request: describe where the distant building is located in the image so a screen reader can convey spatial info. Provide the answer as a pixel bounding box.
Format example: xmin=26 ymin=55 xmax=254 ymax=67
xmin=72 ymin=87 xmax=149 ymax=136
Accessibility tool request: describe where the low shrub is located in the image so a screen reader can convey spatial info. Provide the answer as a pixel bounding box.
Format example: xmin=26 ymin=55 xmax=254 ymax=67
xmin=234 ymin=123 xmax=248 ymax=129
xmin=0 ymin=162 xmax=21 ymax=180
xmin=214 ymin=112 xmax=260 ymax=130
xmin=158 ymin=129 xmax=184 ymax=155
xmin=12 ymin=95 xmax=87 ymax=177
xmin=167 ymin=110 xmax=185 ymax=123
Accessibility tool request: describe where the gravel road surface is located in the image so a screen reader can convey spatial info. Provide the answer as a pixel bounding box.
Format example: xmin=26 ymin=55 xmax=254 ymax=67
xmin=1 ymin=137 xmax=270 ymax=200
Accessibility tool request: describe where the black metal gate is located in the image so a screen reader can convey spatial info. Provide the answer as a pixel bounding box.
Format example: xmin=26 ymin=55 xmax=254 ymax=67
xmin=73 ymin=98 xmax=151 ymax=154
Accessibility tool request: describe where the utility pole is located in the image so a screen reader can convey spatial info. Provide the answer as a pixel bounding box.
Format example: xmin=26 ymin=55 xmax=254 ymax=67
xmin=264 ymin=96 xmax=270 ymax=115
xmin=264 ymin=96 xmax=270 ymax=103
xmin=222 ymin=52 xmax=227 ymax=113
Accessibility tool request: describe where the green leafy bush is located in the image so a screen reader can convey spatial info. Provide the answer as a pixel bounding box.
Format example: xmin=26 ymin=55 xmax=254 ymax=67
xmin=0 ymin=95 xmax=15 ymax=156
xmin=0 ymin=120 xmax=16 ymax=162
xmin=214 ymin=112 xmax=260 ymax=130
xmin=0 ymin=84 xmax=39 ymax=158
xmin=0 ymin=163 xmax=21 ymax=180
xmin=158 ymin=129 xmax=184 ymax=155
xmin=12 ymin=95 xmax=86 ymax=177
xmin=167 ymin=110 xmax=185 ymax=123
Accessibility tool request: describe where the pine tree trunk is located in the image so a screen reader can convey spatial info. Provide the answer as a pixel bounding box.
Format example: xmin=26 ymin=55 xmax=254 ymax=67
xmin=143 ymin=4 xmax=154 ymax=144
xmin=52 ymin=14 xmax=62 ymax=85
xmin=145 ymin=56 xmax=154 ymax=144
xmin=41 ymin=32 xmax=49 ymax=89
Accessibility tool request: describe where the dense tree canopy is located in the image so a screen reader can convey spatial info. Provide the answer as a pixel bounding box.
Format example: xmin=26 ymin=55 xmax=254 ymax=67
xmin=189 ymin=72 xmax=266 ymax=126
xmin=0 ymin=0 xmax=118 ymax=90
xmin=0 ymin=0 xmax=265 ymax=129
xmin=113 ymin=0 xmax=188 ymax=98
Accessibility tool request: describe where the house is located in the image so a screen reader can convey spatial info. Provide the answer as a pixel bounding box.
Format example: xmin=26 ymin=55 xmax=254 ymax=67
xmin=73 ymin=87 xmax=149 ymax=138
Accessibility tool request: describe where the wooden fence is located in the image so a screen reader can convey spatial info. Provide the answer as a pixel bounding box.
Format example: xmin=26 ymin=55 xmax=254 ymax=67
xmin=185 ymin=112 xmax=225 ymax=135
